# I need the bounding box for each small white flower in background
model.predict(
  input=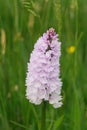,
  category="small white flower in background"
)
[25,28,62,108]
[7,92,11,98]
[14,85,19,91]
